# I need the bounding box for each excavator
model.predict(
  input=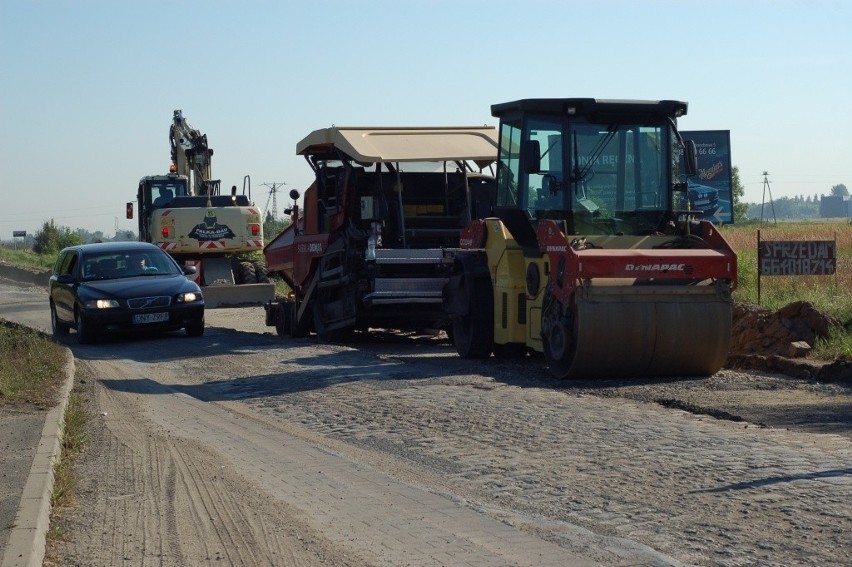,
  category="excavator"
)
[443,98,737,379]
[128,110,275,307]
